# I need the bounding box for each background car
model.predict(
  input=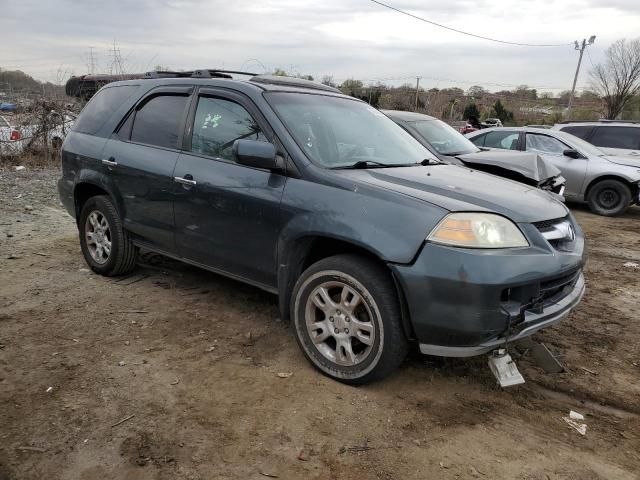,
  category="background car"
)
[484,118,503,128]
[553,121,640,157]
[384,110,565,195]
[466,126,640,216]
[0,115,24,156]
